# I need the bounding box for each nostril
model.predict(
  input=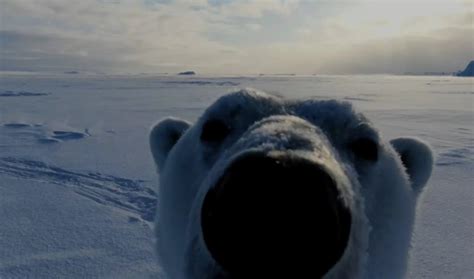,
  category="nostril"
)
[201,153,352,277]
